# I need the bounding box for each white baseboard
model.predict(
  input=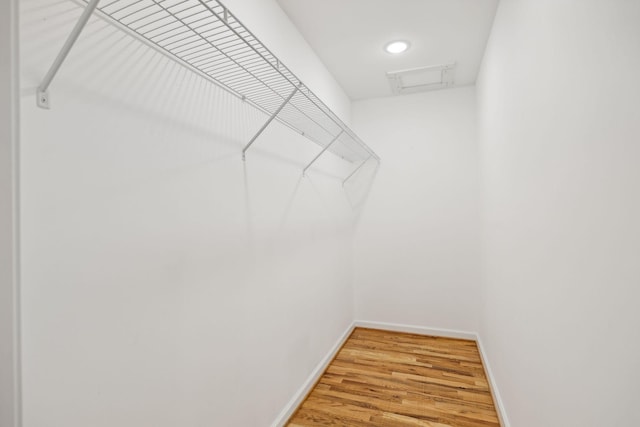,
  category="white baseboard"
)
[354,319,477,341]
[271,320,510,427]
[270,323,355,427]
[475,334,511,427]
